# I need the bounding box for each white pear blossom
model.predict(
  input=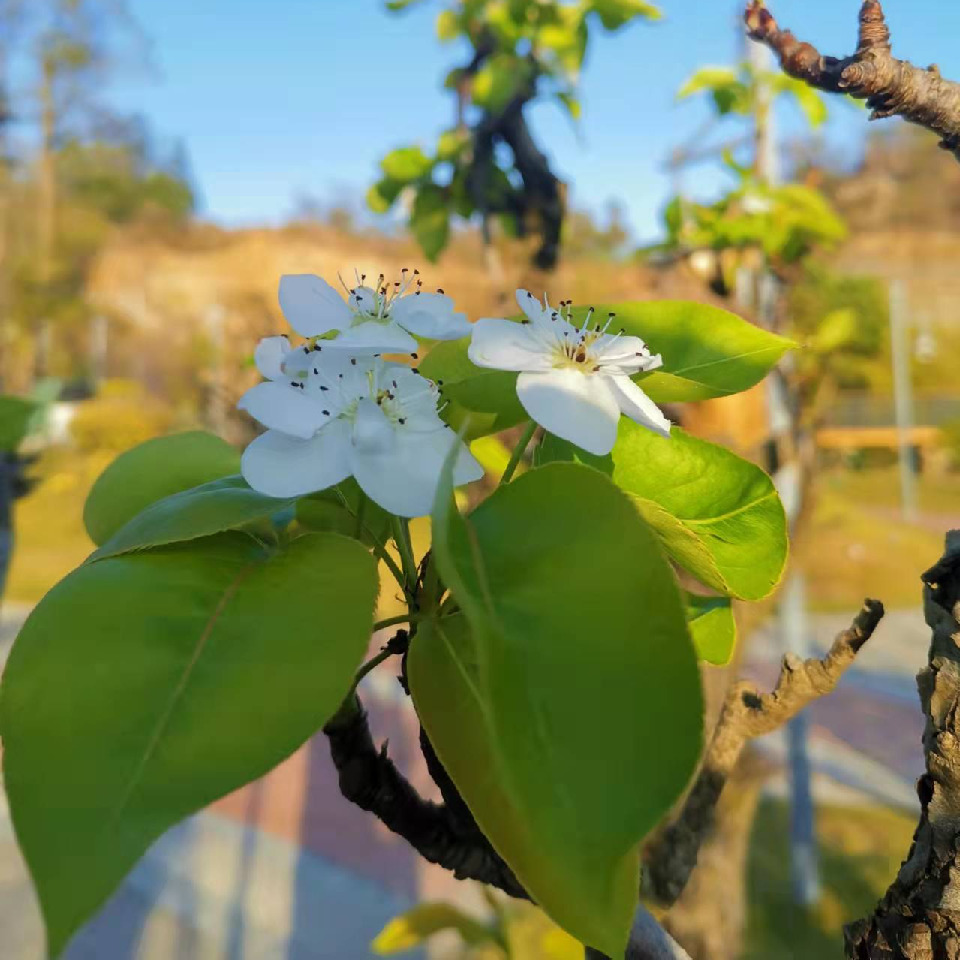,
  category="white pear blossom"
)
[468,289,670,456]
[277,269,472,356]
[238,348,483,517]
